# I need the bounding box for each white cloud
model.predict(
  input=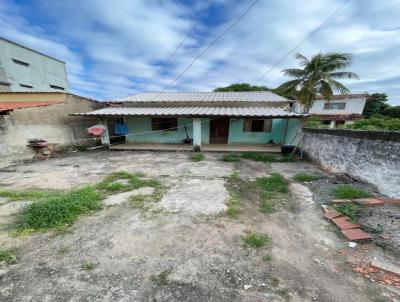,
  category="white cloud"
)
[0,0,399,105]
